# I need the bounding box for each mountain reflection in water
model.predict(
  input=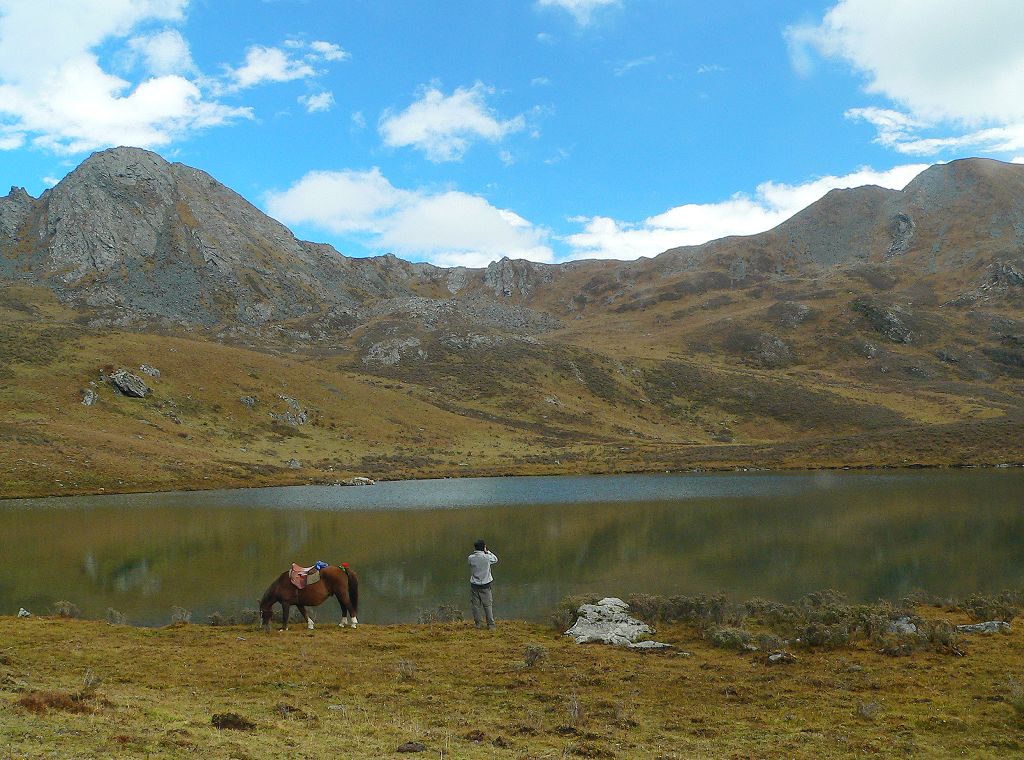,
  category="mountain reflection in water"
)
[1,469,1021,625]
